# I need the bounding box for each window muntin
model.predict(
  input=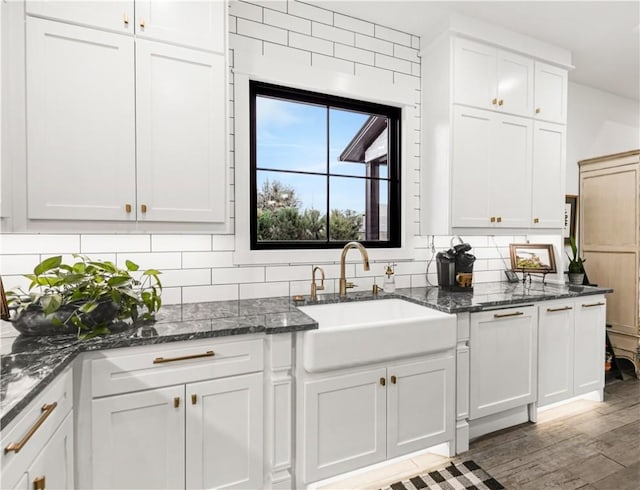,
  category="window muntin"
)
[250,81,401,250]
